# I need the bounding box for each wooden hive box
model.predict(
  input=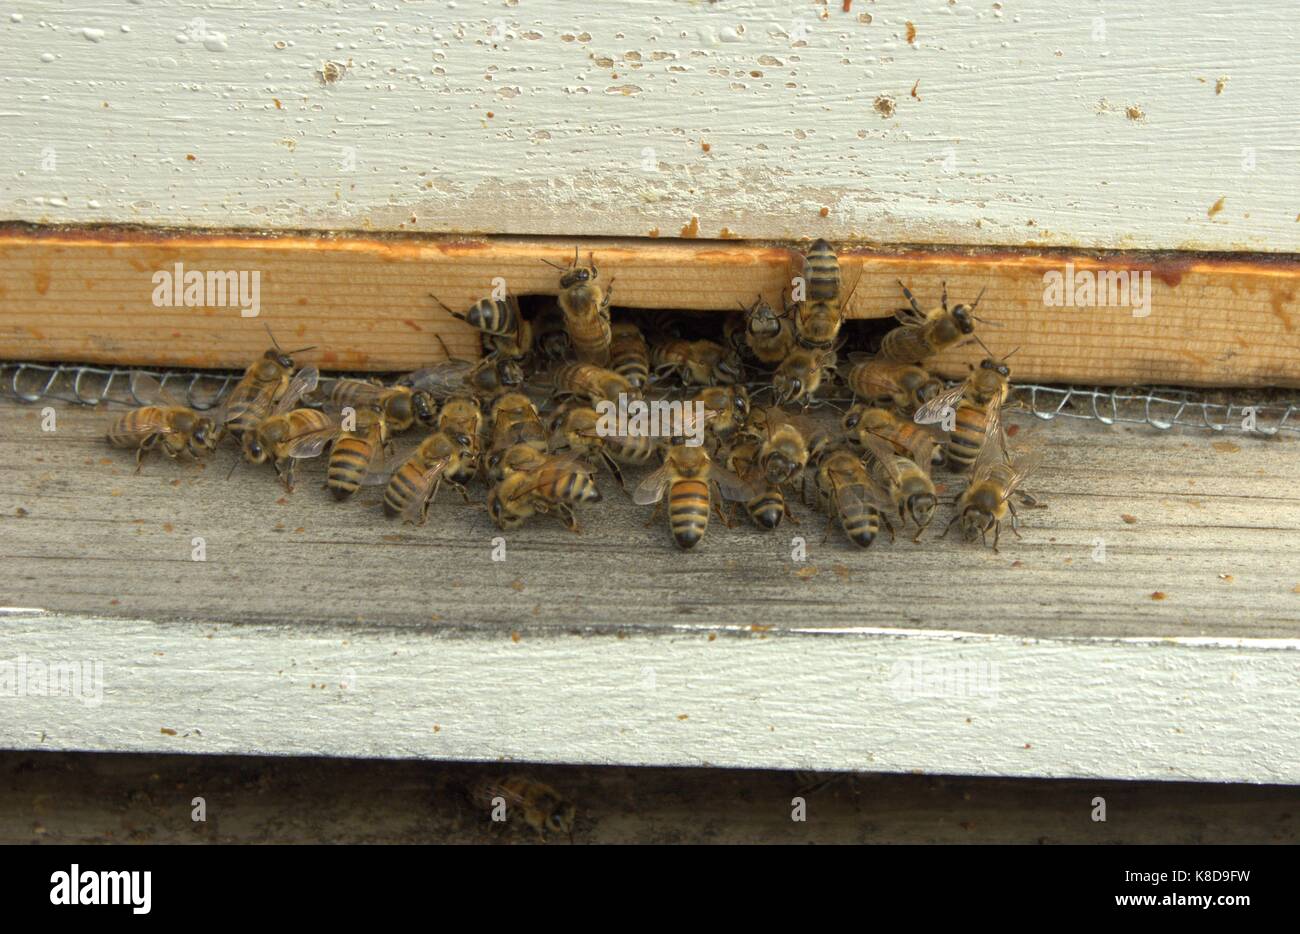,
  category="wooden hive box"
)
[1,0,1298,786]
